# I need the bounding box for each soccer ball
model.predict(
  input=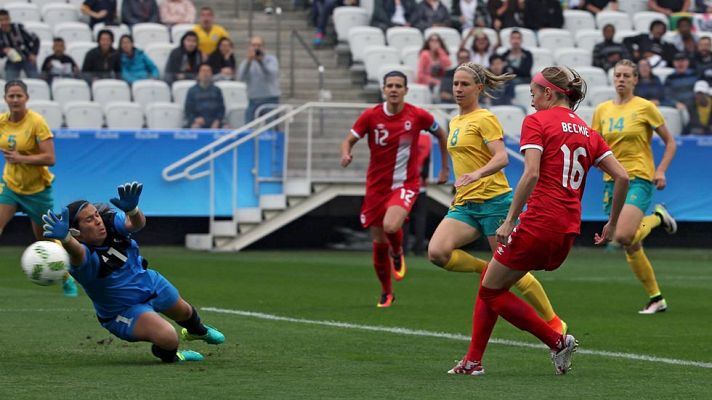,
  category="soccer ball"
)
[21,241,70,286]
